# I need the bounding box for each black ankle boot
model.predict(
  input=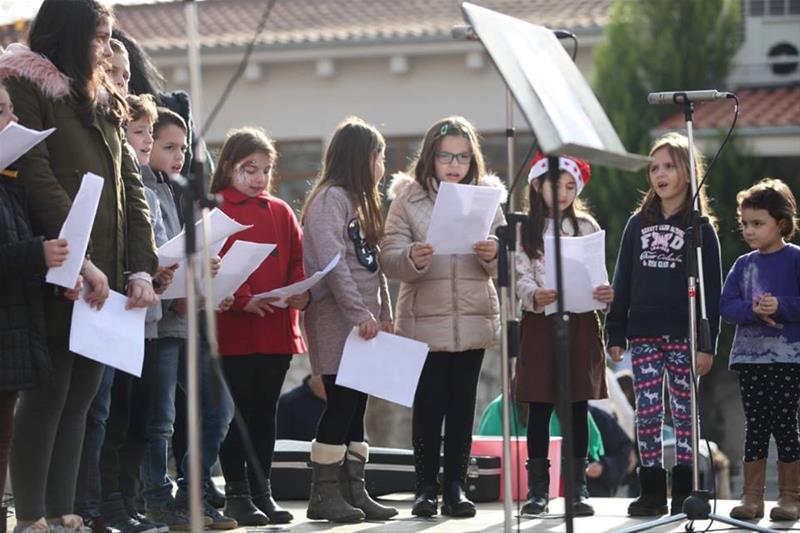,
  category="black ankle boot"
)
[441,480,476,518]
[572,458,594,517]
[628,466,668,516]
[223,480,269,526]
[412,483,438,517]
[252,479,293,524]
[521,458,549,515]
[670,464,692,515]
